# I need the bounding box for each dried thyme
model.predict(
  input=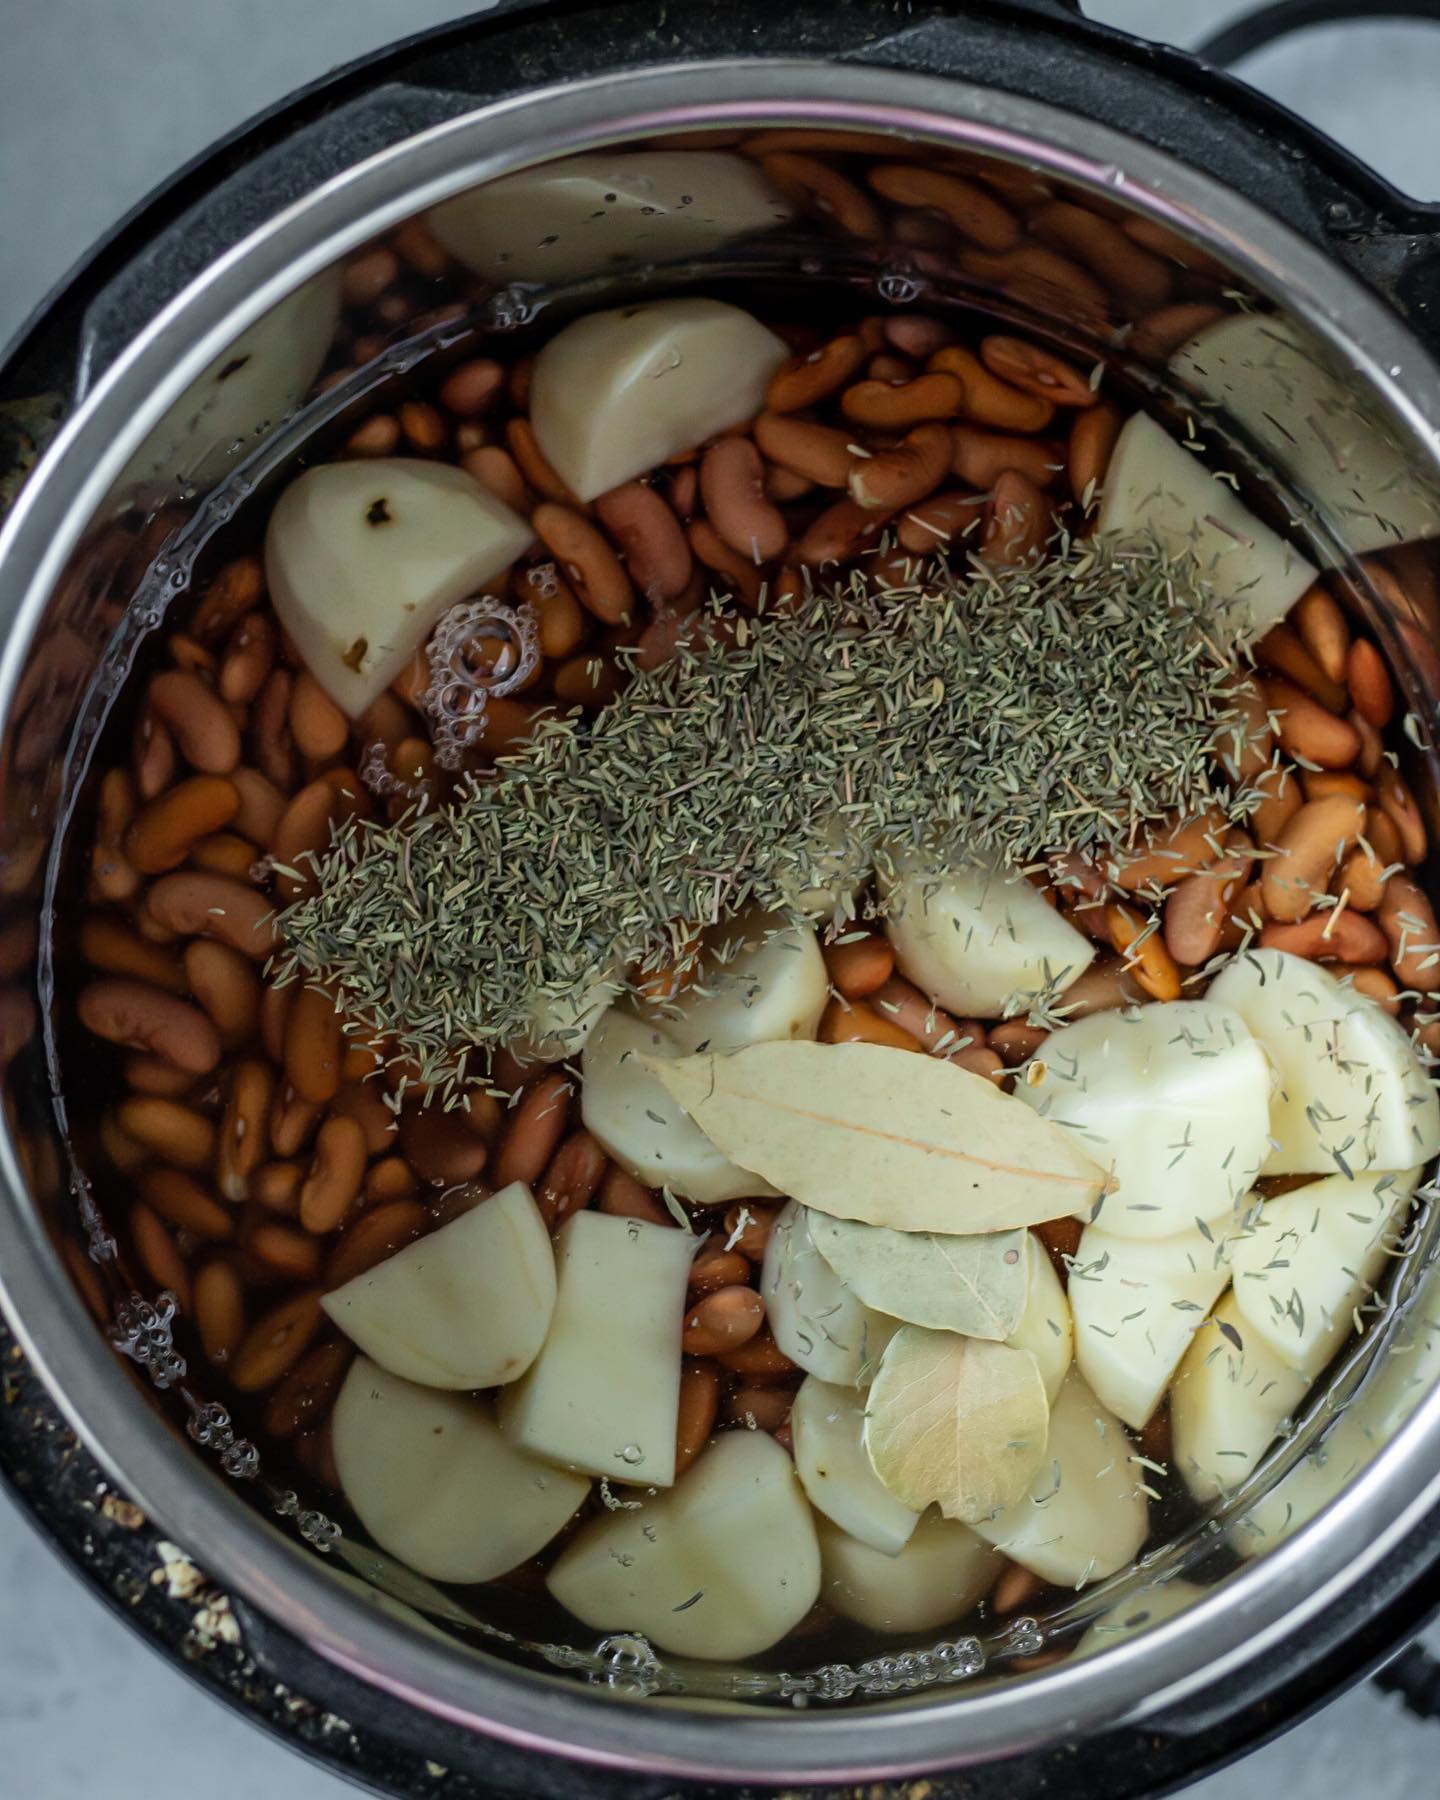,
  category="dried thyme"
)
[277,539,1257,1086]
